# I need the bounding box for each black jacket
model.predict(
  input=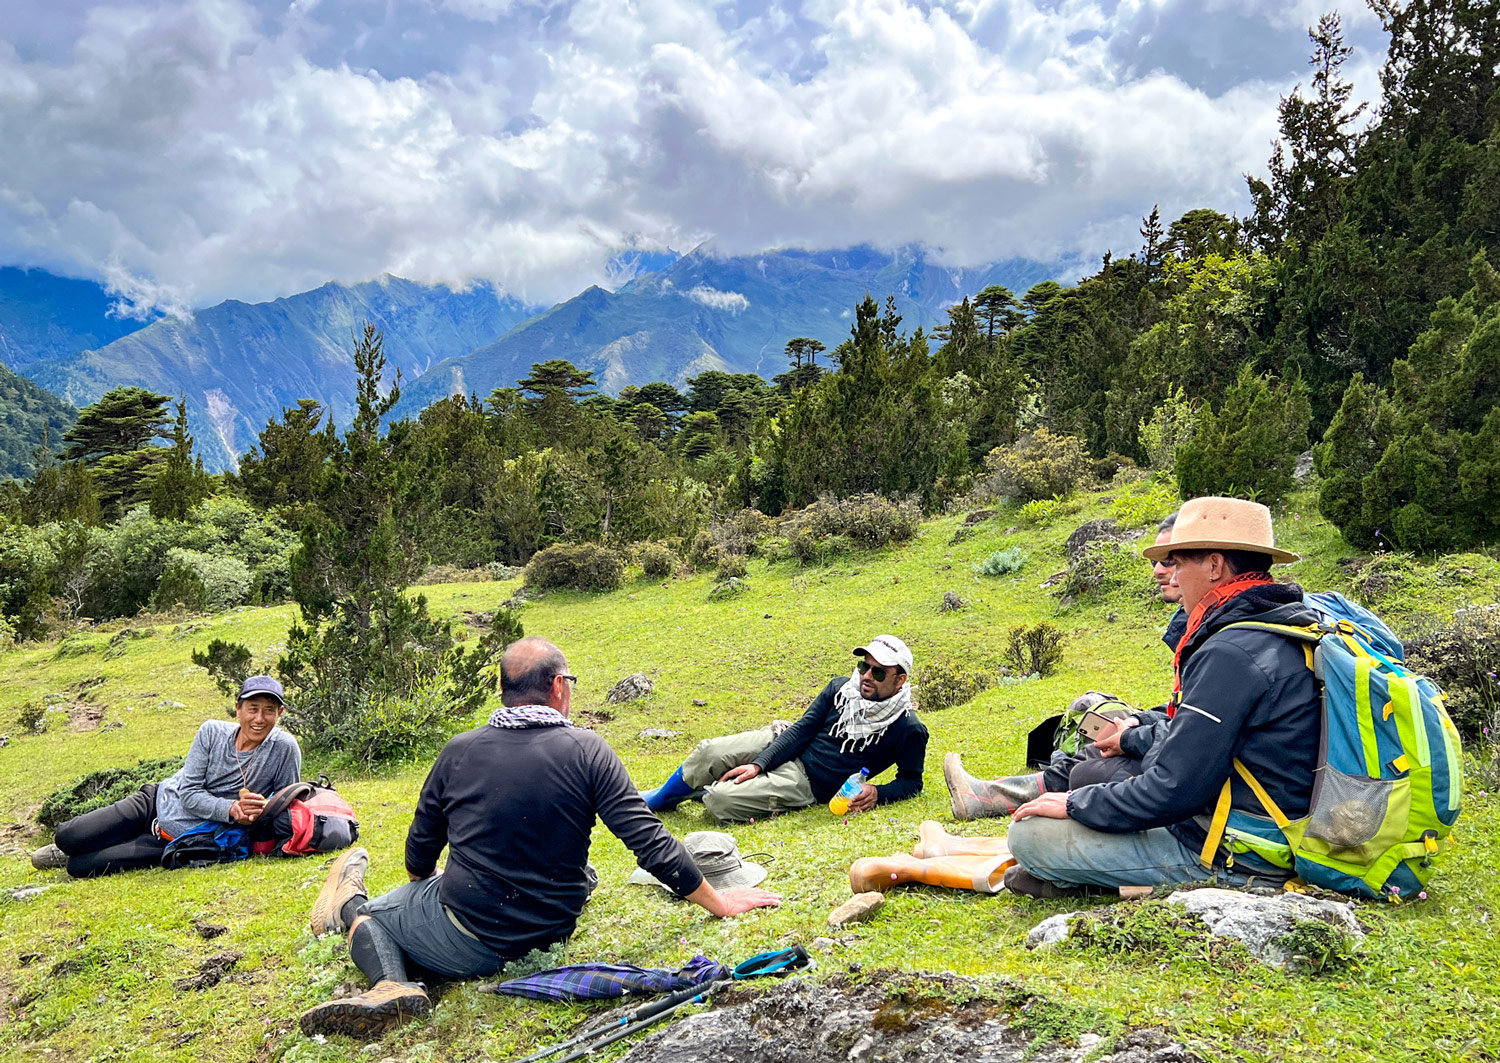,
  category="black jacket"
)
[752,678,928,804]
[406,724,703,960]
[1068,584,1320,859]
